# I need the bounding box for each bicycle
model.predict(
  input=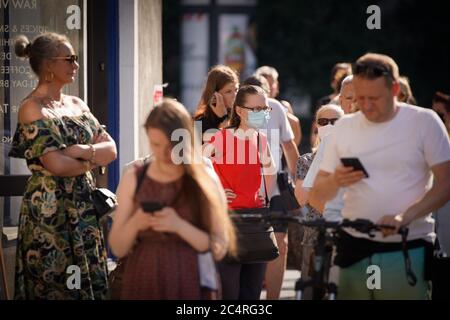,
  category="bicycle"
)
[230,212,416,300]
